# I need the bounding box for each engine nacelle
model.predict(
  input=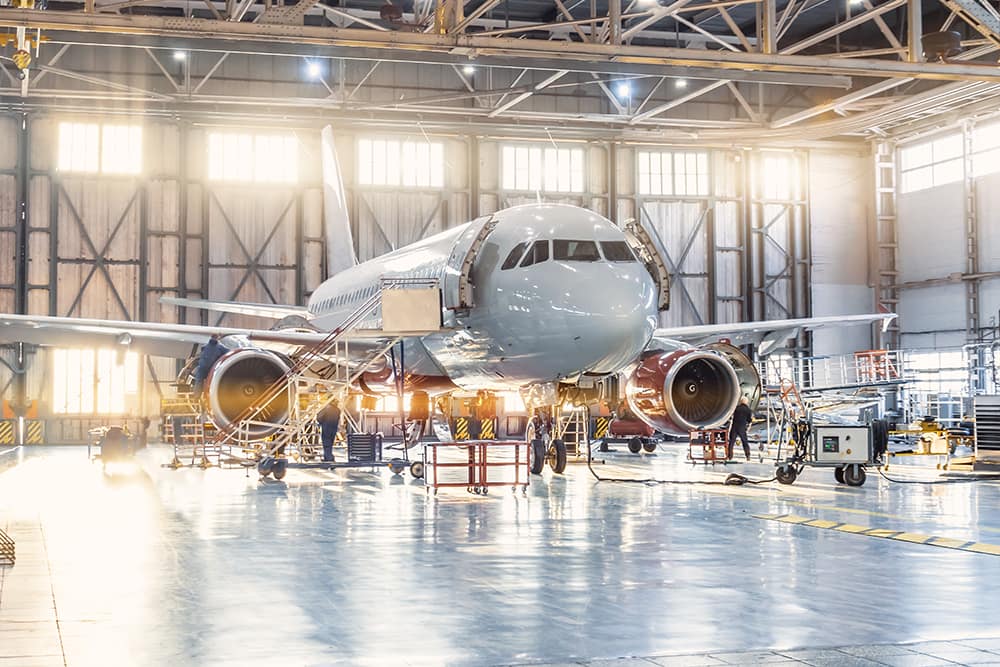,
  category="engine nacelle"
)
[206,348,291,439]
[625,346,751,434]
